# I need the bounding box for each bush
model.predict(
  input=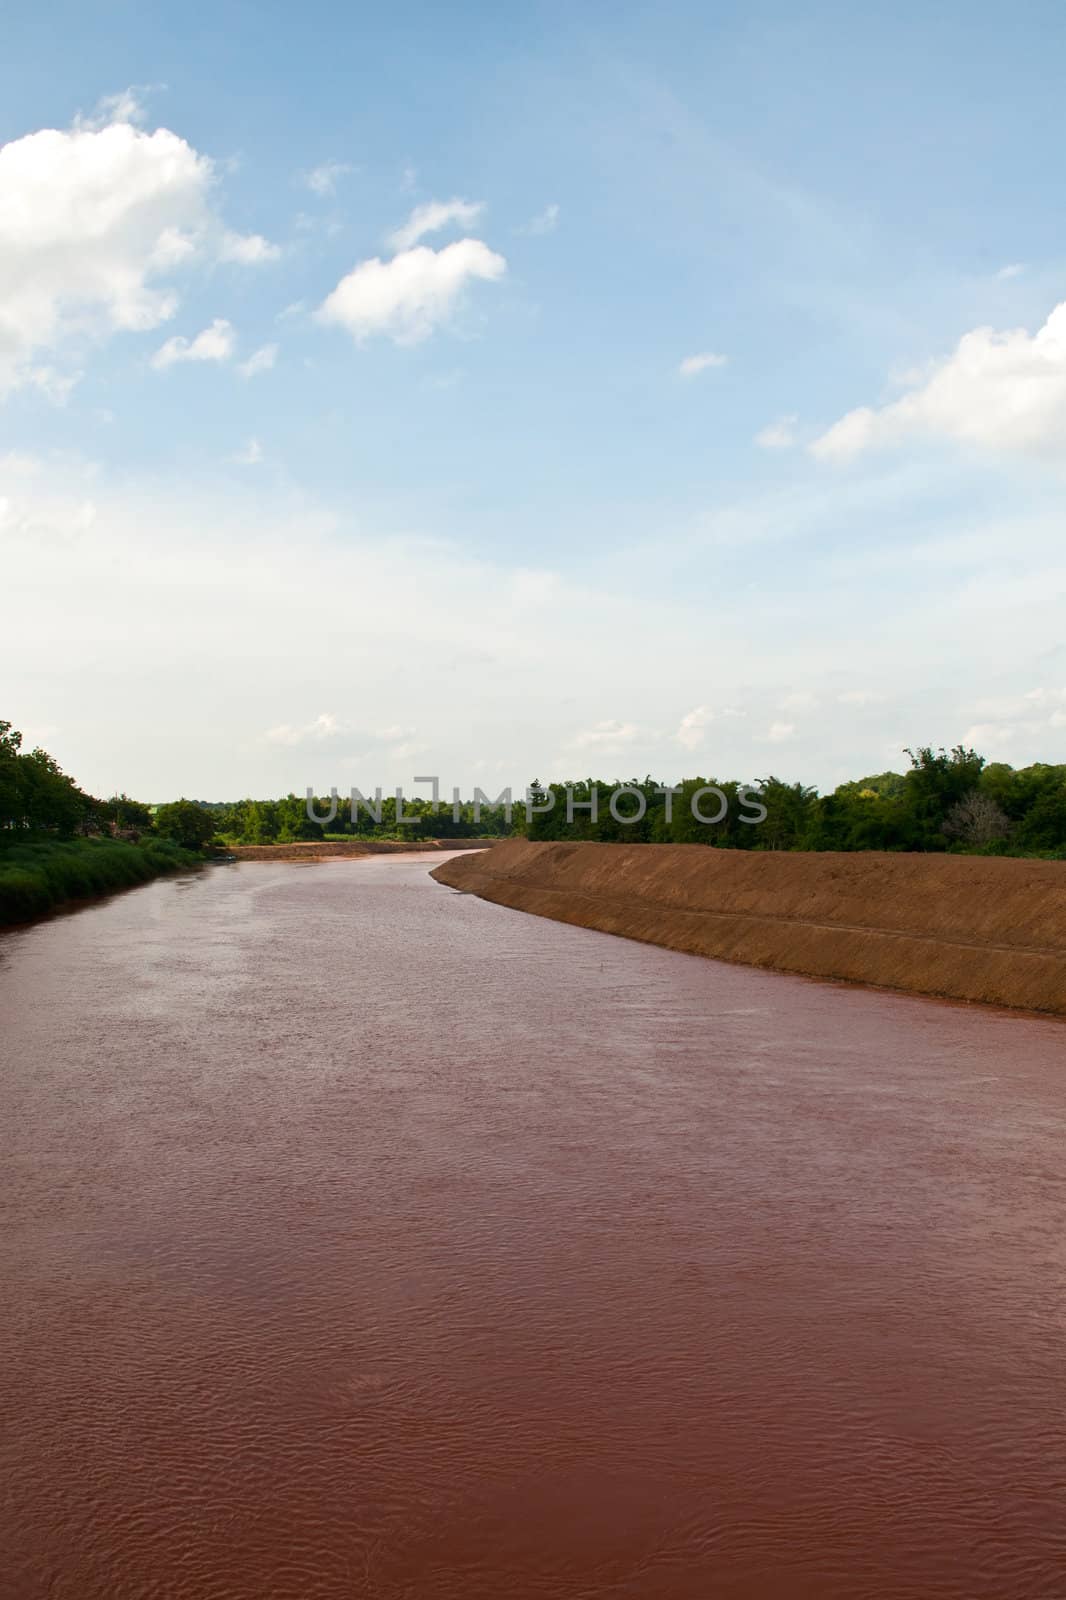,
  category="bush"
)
[0,866,51,922]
